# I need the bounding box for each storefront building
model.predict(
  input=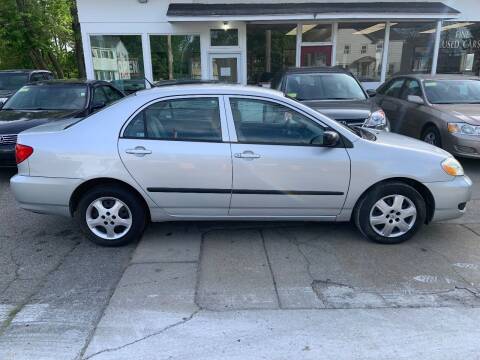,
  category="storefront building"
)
[77,1,480,90]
